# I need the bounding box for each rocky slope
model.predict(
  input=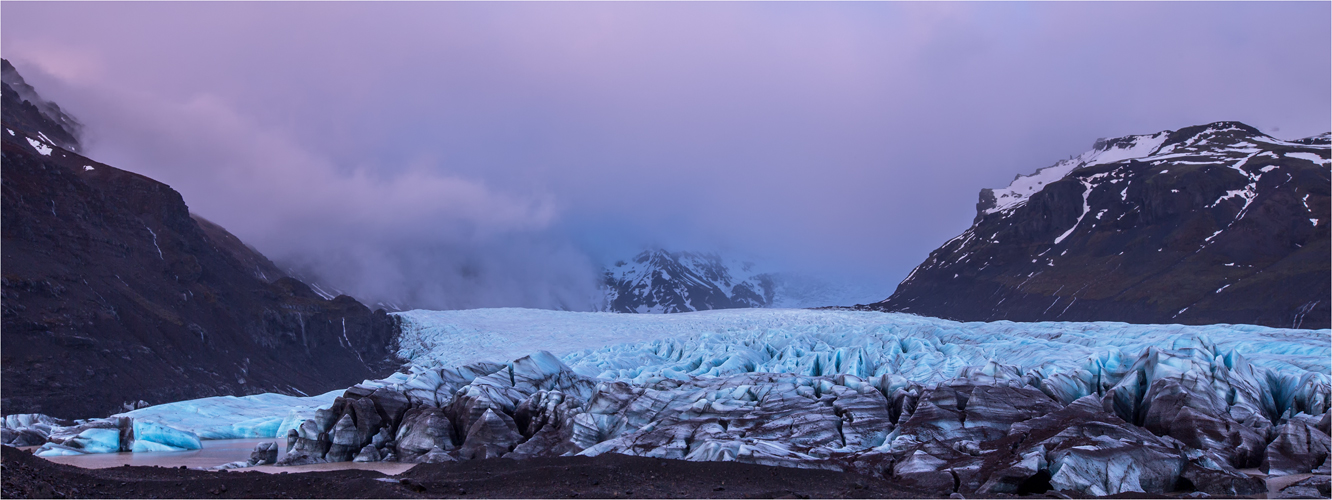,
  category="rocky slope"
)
[0,60,400,419]
[872,121,1331,329]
